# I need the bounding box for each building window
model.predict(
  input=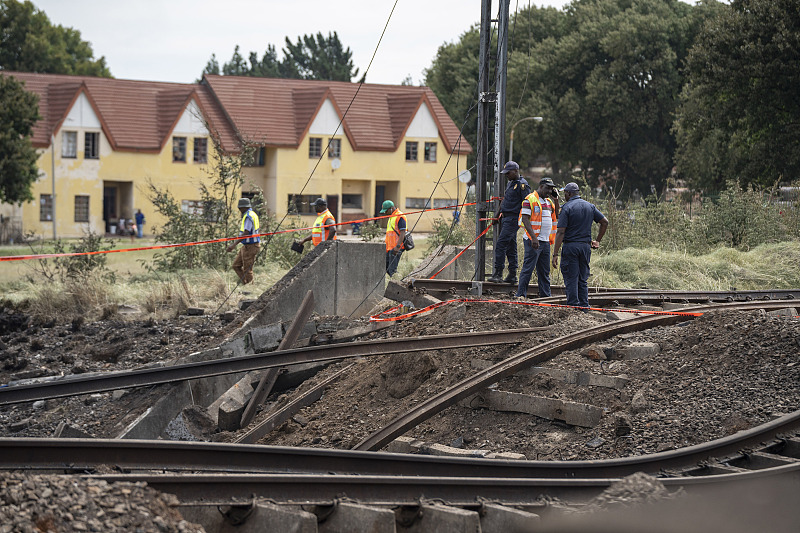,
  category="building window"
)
[245,146,265,167]
[342,194,362,209]
[62,131,77,158]
[84,132,99,159]
[288,194,321,215]
[181,199,203,215]
[424,142,437,162]
[74,195,90,222]
[173,137,187,162]
[405,141,418,161]
[309,137,322,158]
[40,194,53,221]
[433,198,451,208]
[329,138,341,158]
[405,197,431,209]
[193,138,207,163]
